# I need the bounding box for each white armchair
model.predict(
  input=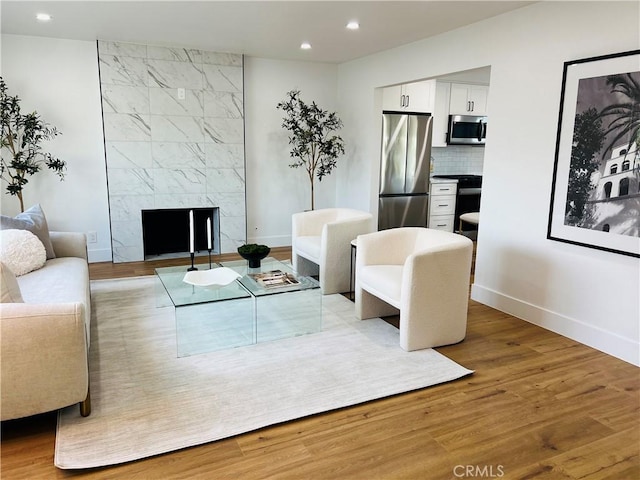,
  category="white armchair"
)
[292,208,374,295]
[355,227,473,351]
